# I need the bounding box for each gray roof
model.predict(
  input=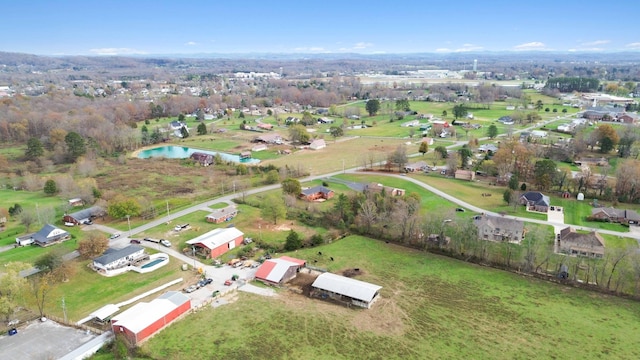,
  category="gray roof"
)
[474,215,524,235]
[520,192,550,207]
[32,224,69,245]
[311,272,382,303]
[301,185,333,196]
[93,245,143,266]
[157,291,190,306]
[68,206,105,221]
